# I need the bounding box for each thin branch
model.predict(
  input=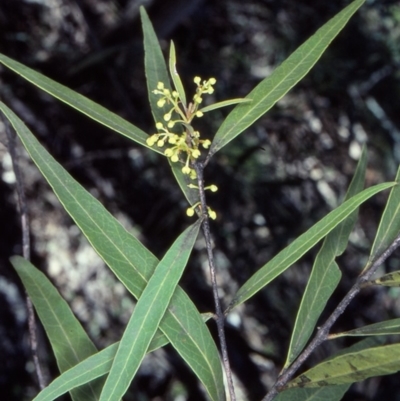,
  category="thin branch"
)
[2,116,46,390]
[194,161,236,401]
[262,231,400,401]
